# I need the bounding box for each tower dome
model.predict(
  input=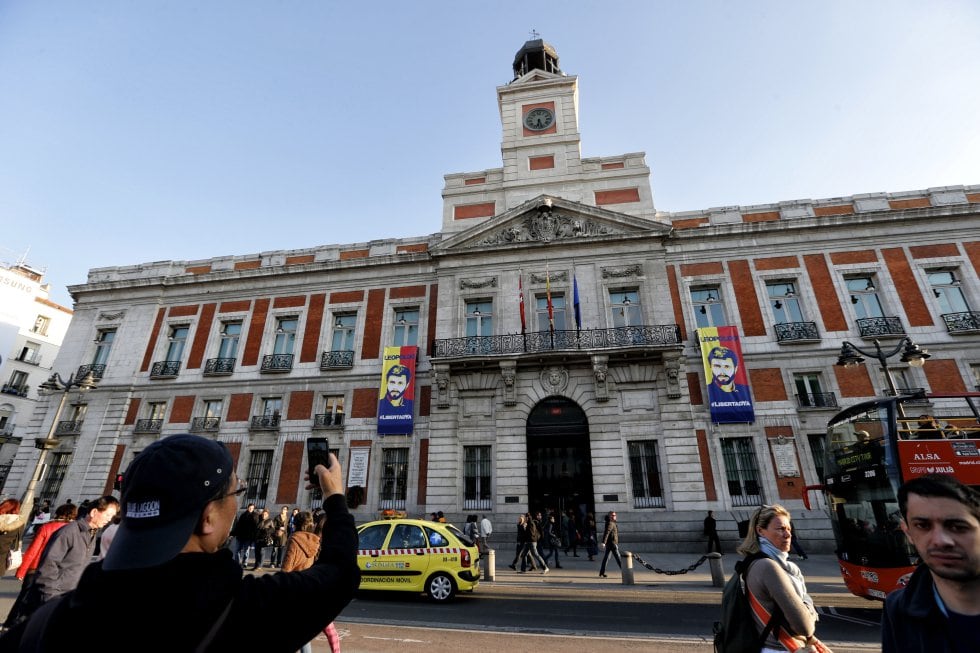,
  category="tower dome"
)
[512,38,561,80]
